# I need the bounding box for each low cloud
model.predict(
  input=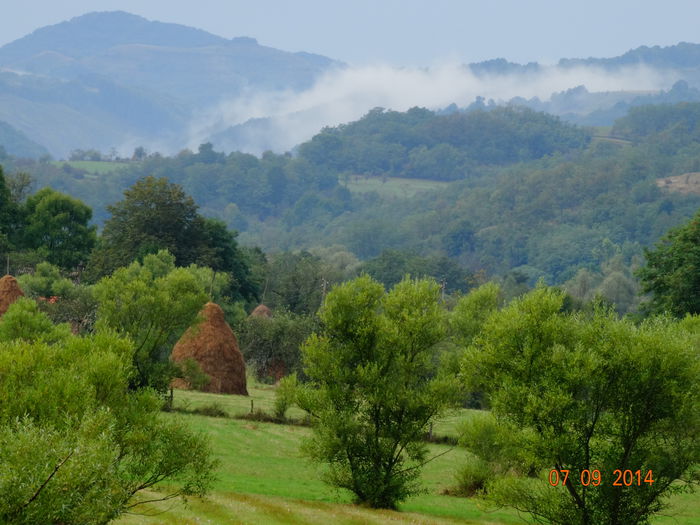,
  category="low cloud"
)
[188,62,679,155]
